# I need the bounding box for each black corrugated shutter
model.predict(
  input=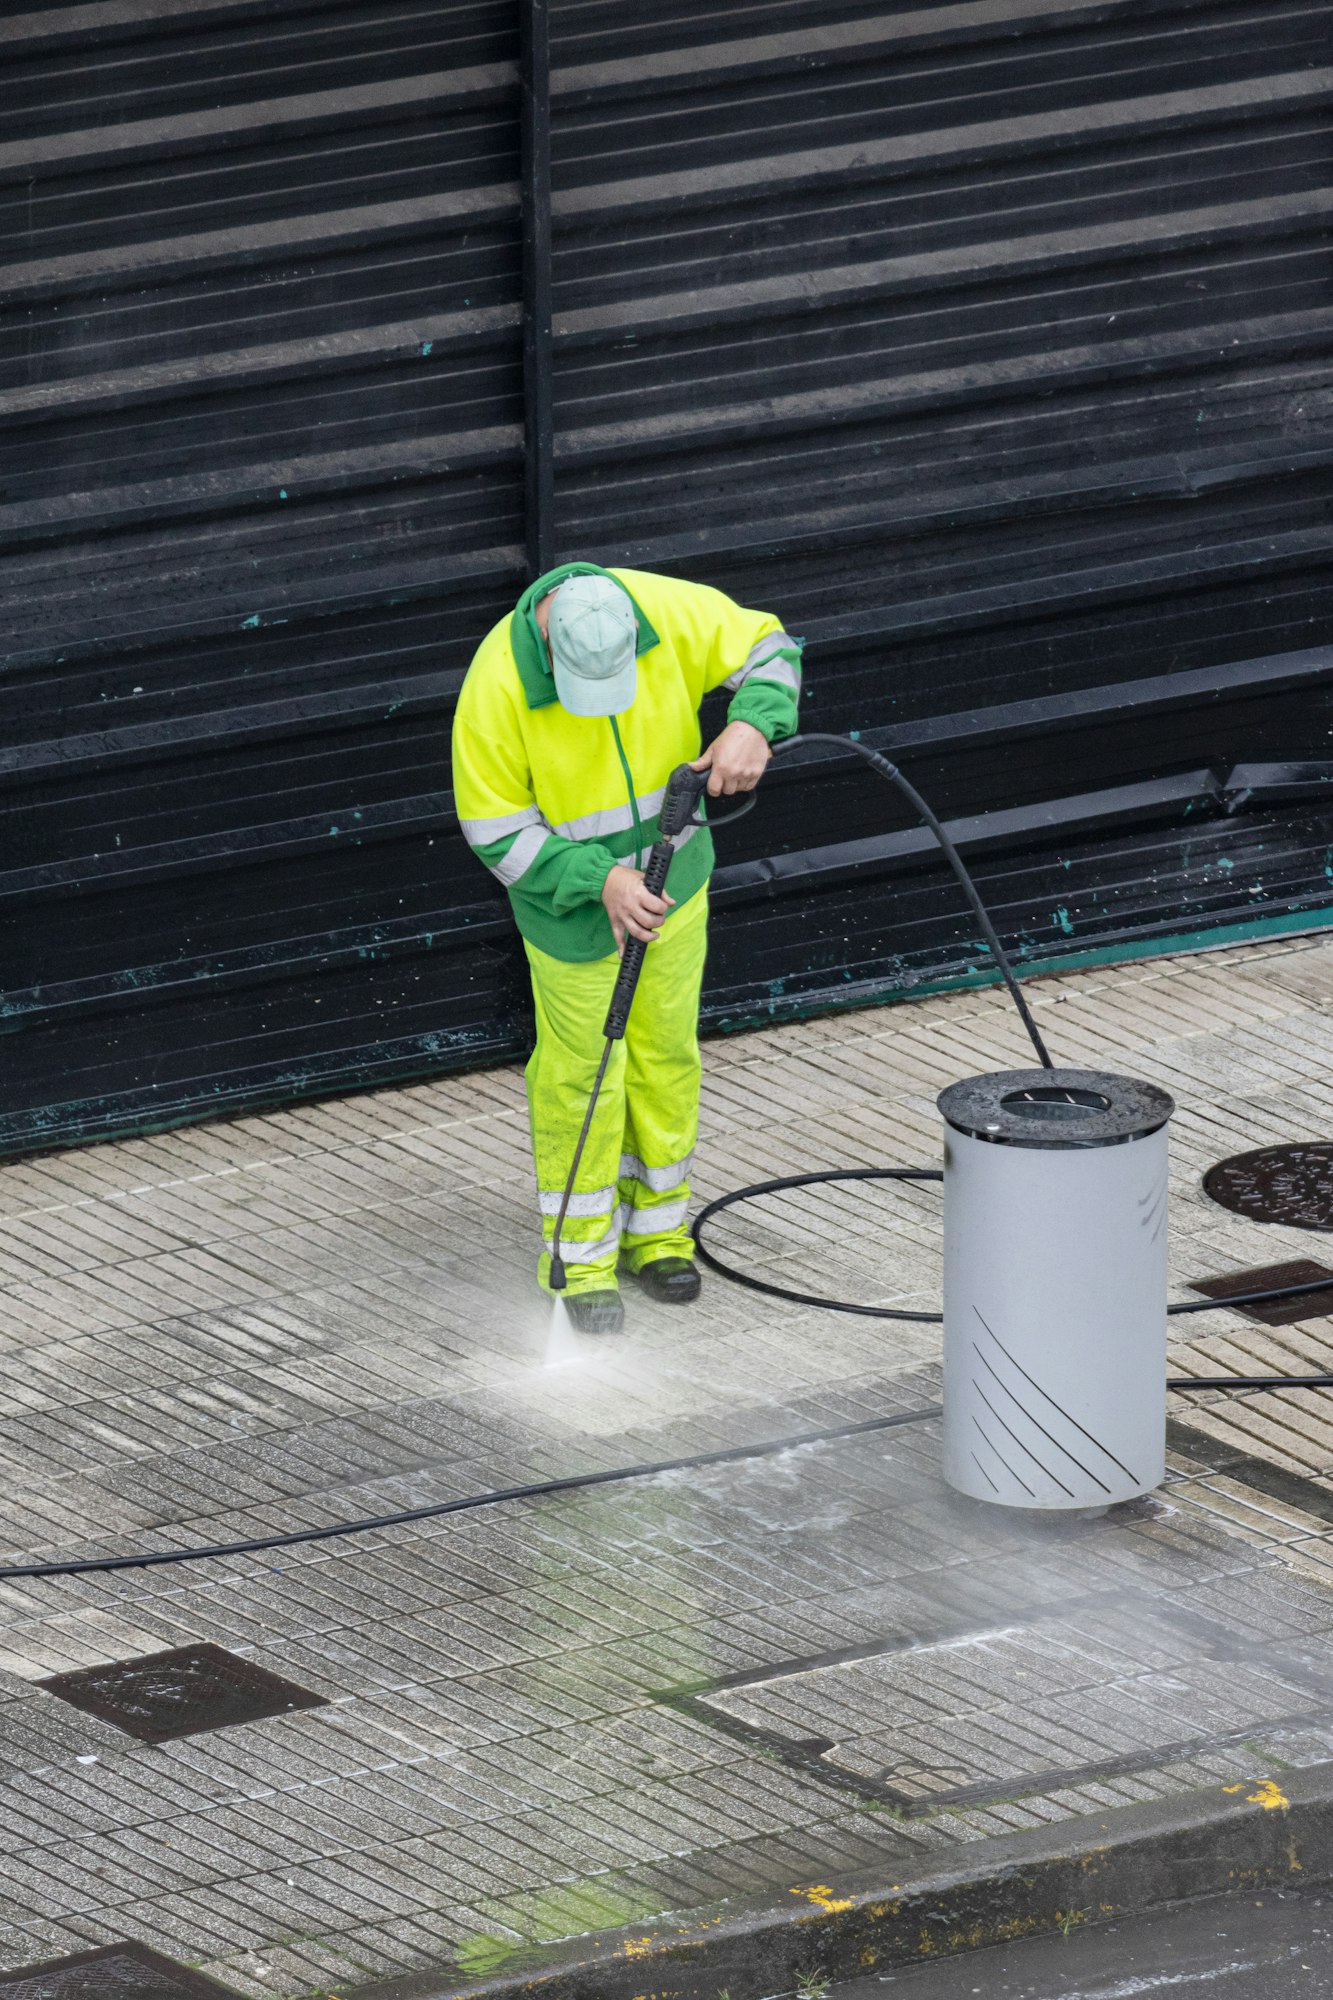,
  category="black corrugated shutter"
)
[550,0,1333,1026]
[3,0,1331,1153]
[2,0,525,1152]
